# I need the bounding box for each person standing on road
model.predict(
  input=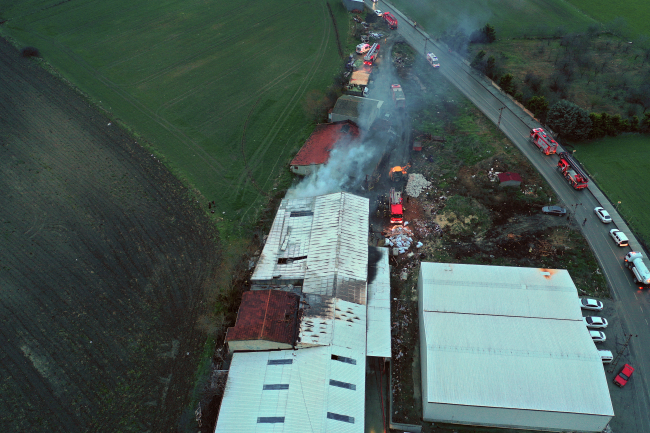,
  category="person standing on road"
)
[583,218,587,226]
